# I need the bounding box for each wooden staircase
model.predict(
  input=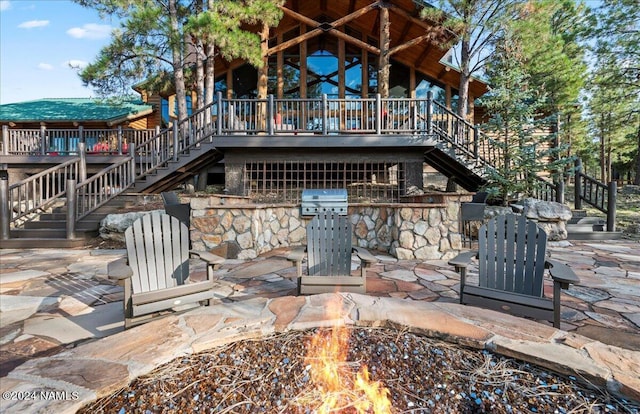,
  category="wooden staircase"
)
[1,194,159,249]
